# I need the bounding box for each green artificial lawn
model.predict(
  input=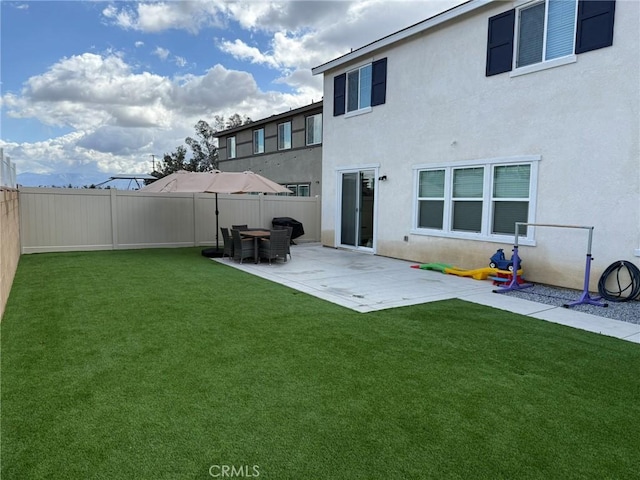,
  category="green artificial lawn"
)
[2,248,639,479]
